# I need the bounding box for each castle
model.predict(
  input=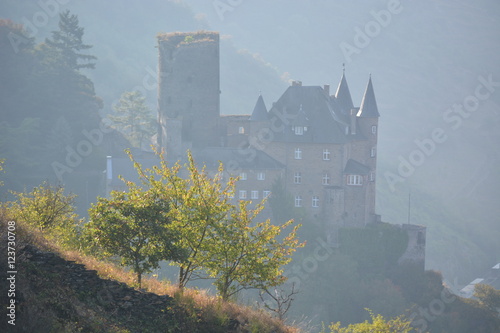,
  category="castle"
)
[107,31,425,263]
[157,31,380,243]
